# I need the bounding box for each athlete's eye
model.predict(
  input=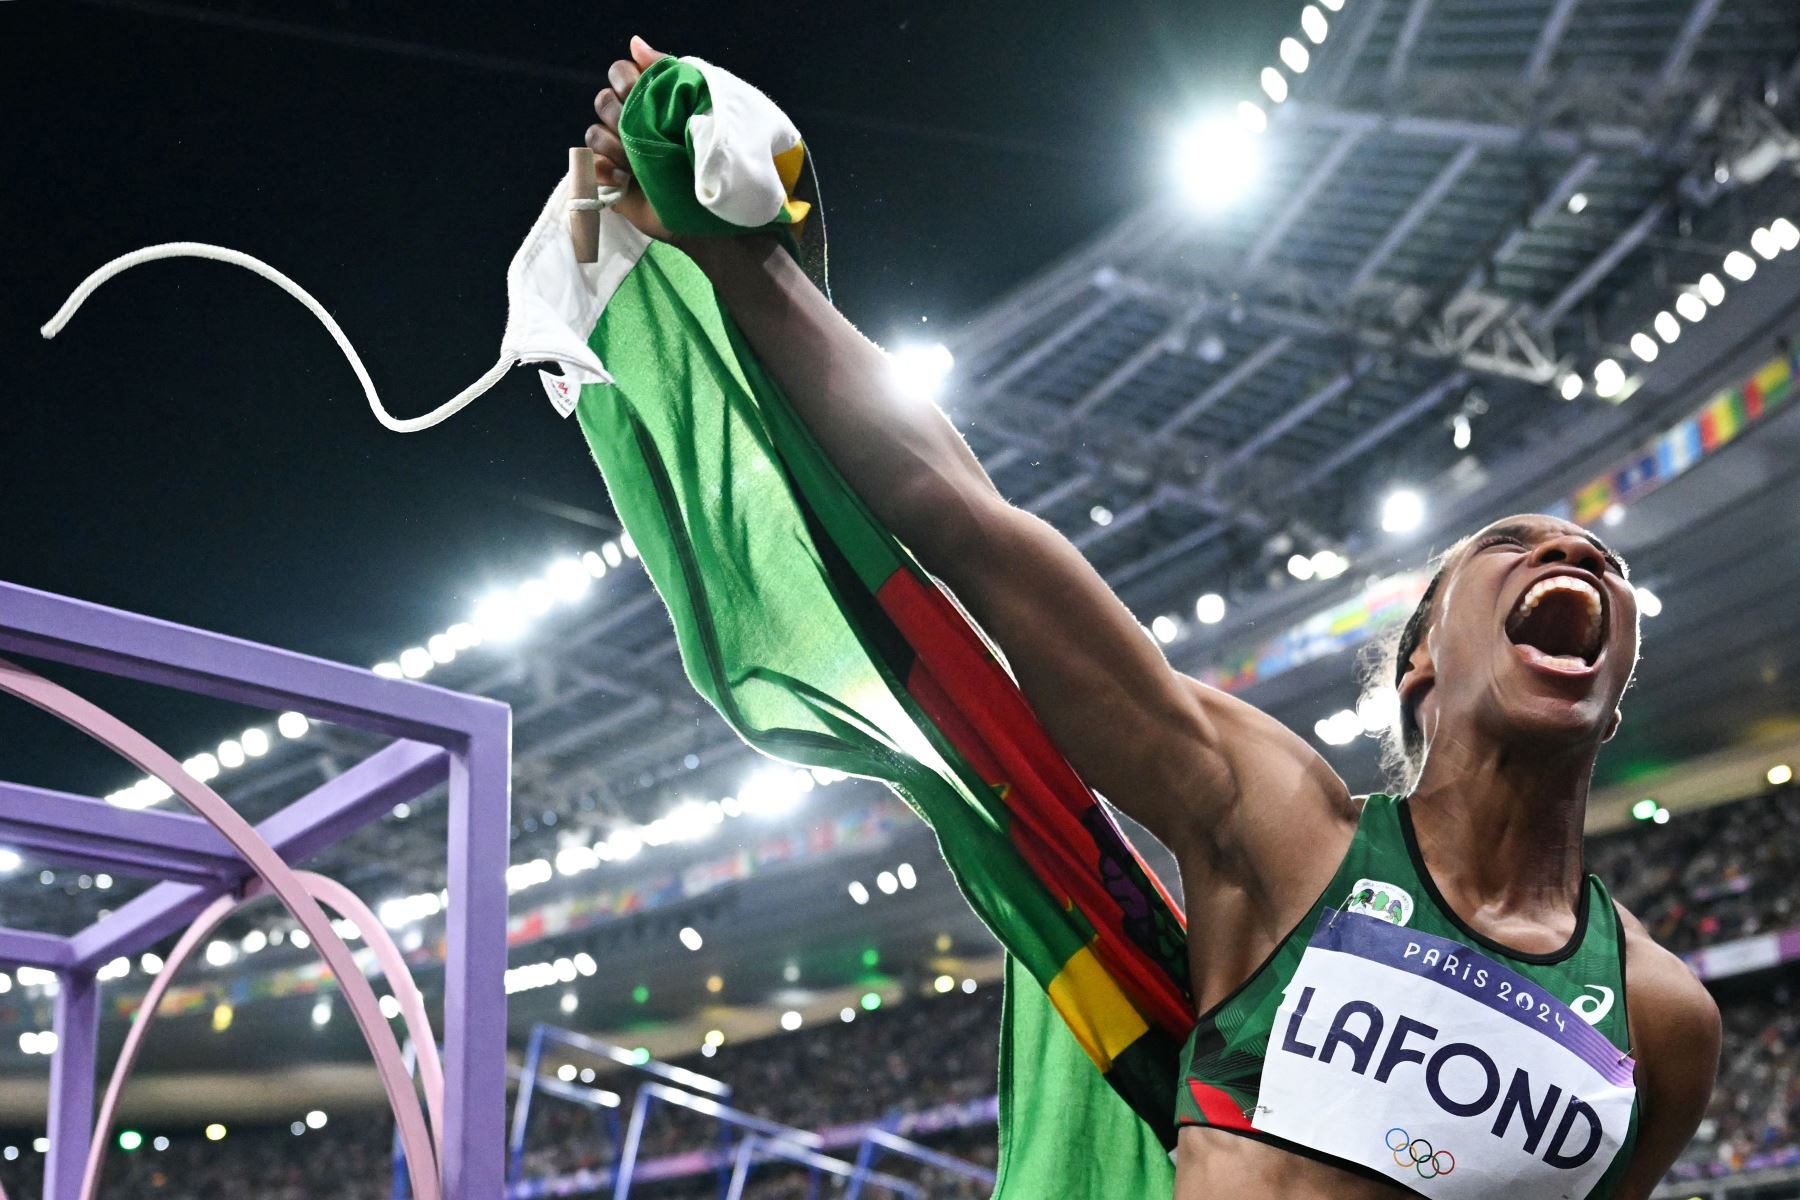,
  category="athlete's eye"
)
[1473,534,1525,554]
